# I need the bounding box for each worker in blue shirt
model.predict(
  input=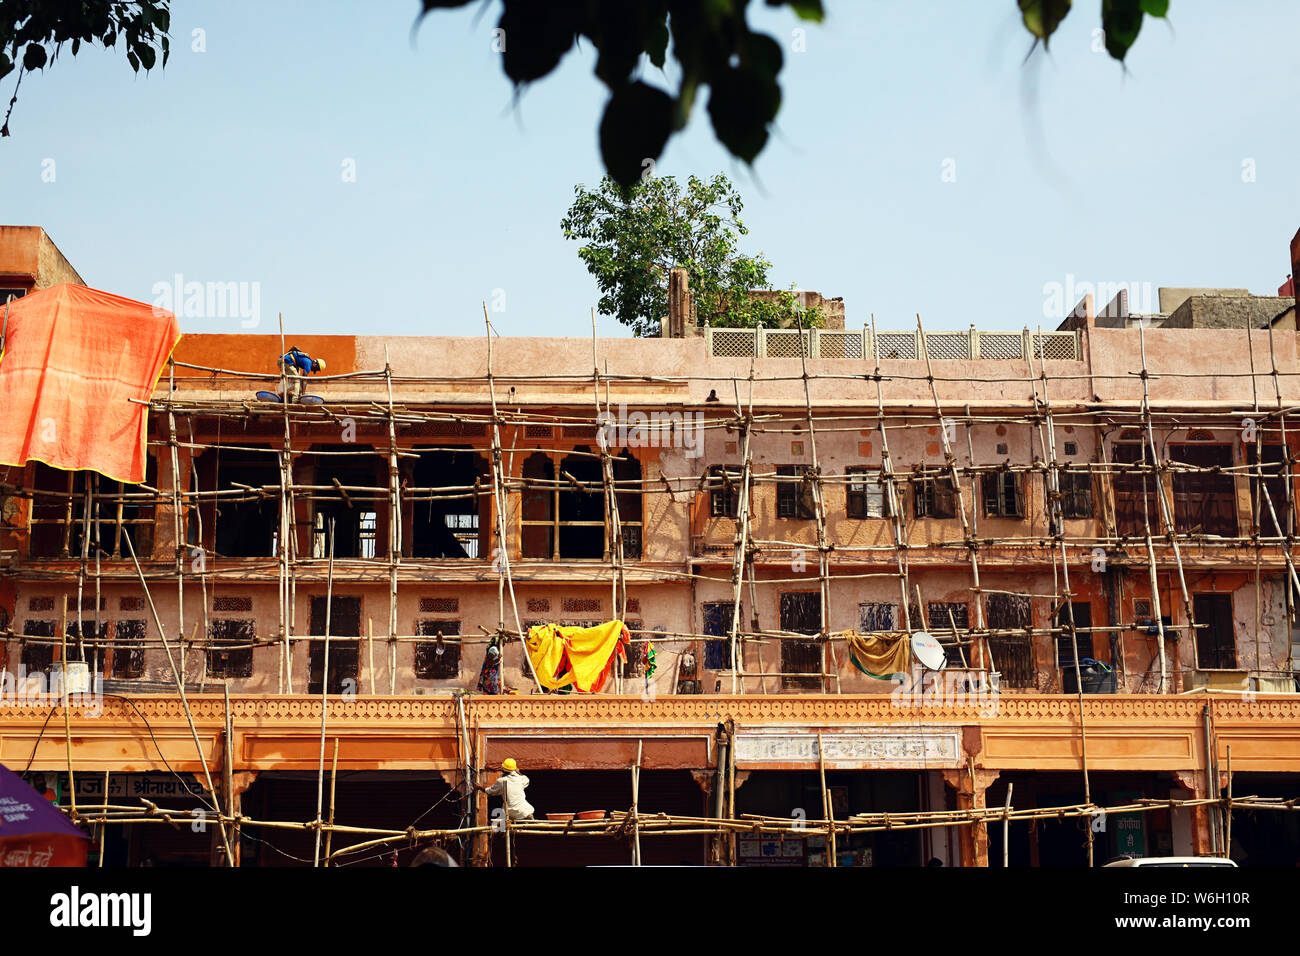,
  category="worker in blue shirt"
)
[277,347,325,402]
